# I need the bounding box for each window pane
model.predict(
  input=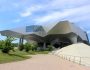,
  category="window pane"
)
[26,25,43,32]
